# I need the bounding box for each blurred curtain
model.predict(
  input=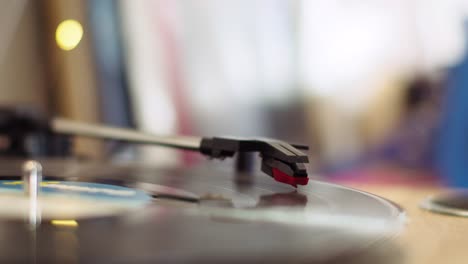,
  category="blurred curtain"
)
[299,0,467,168]
[119,0,298,166]
[118,0,468,170]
